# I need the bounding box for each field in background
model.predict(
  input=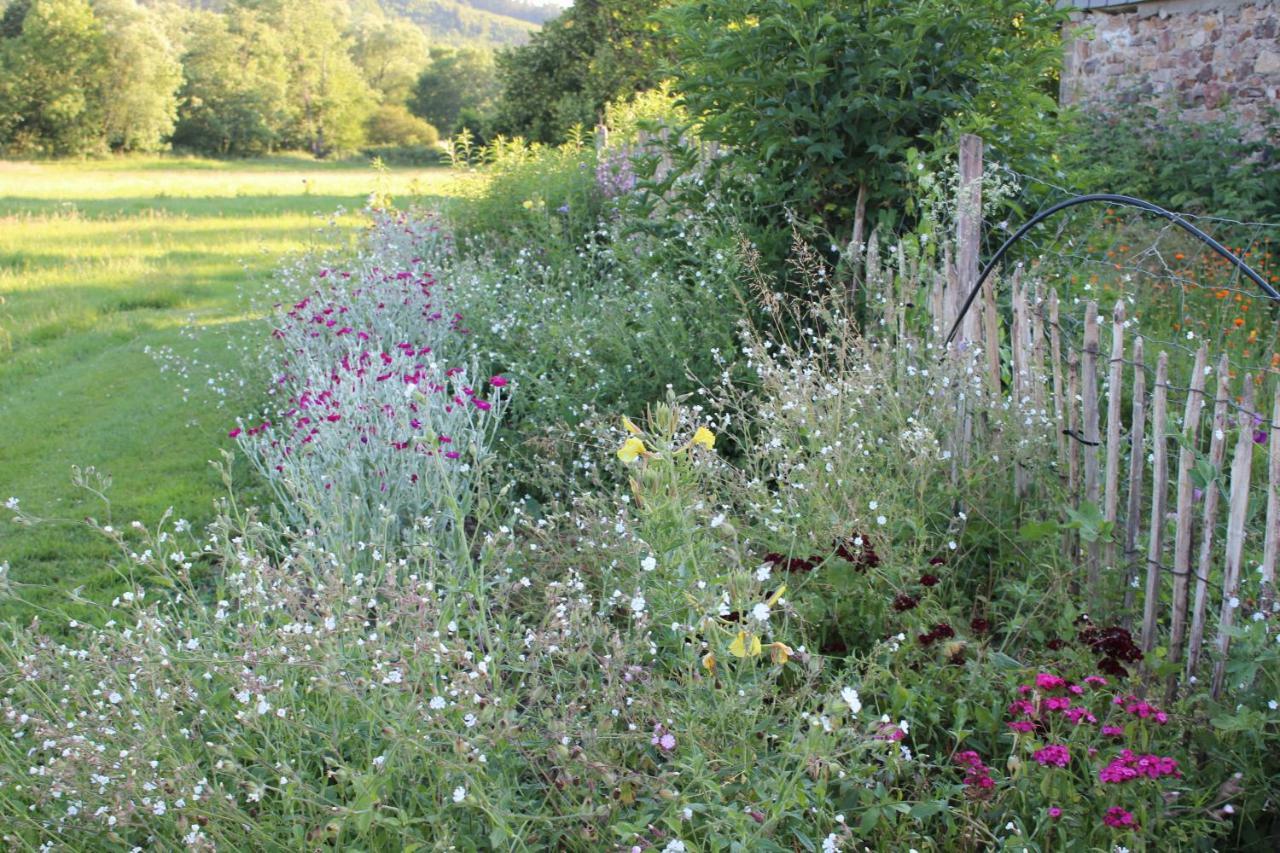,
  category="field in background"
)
[0,156,465,622]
